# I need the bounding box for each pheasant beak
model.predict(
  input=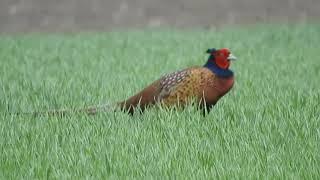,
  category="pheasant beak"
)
[227,53,237,61]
